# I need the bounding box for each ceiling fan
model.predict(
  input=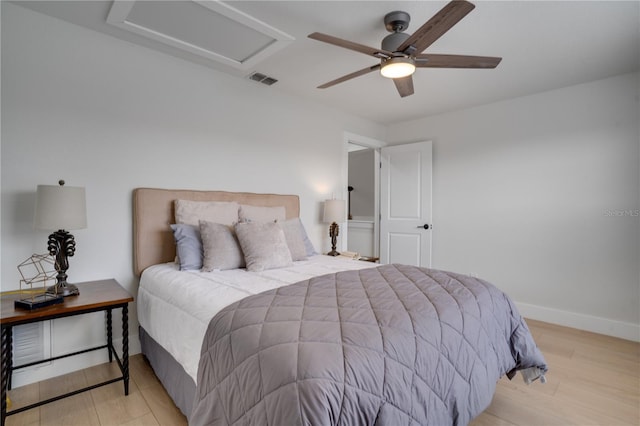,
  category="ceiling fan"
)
[308,0,501,98]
